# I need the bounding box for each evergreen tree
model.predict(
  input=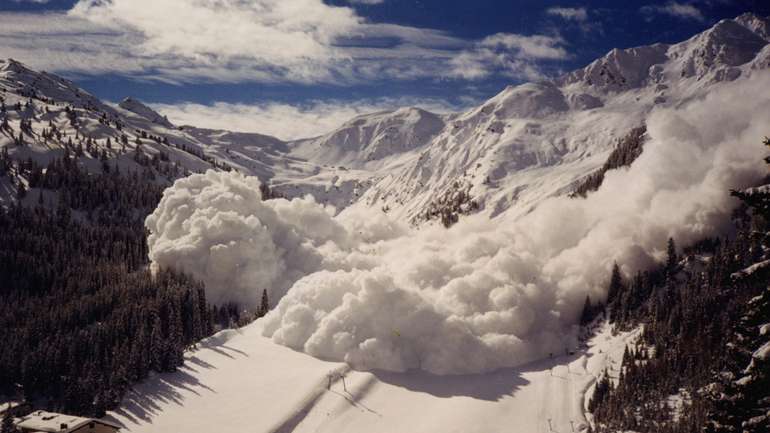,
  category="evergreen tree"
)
[1,410,16,433]
[258,289,270,318]
[580,295,593,326]
[607,263,624,304]
[666,237,678,274]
